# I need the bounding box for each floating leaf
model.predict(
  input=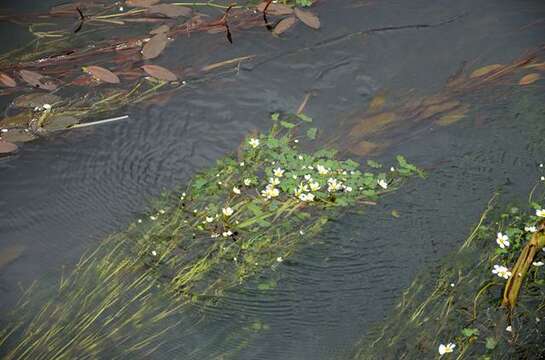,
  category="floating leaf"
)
[0,72,16,87]
[142,33,168,60]
[391,209,400,218]
[419,100,460,119]
[273,16,297,35]
[469,64,503,78]
[436,105,469,126]
[294,8,320,29]
[150,24,170,35]
[147,4,191,17]
[13,93,61,108]
[368,94,386,112]
[126,0,160,7]
[83,65,120,84]
[141,64,177,81]
[306,127,317,140]
[0,129,36,143]
[524,62,545,71]
[43,115,79,131]
[518,73,540,85]
[0,140,18,155]
[256,2,293,15]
